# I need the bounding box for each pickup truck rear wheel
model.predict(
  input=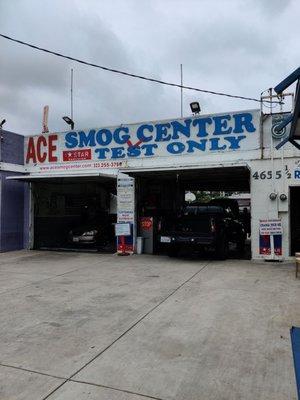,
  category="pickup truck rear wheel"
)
[216,237,229,260]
